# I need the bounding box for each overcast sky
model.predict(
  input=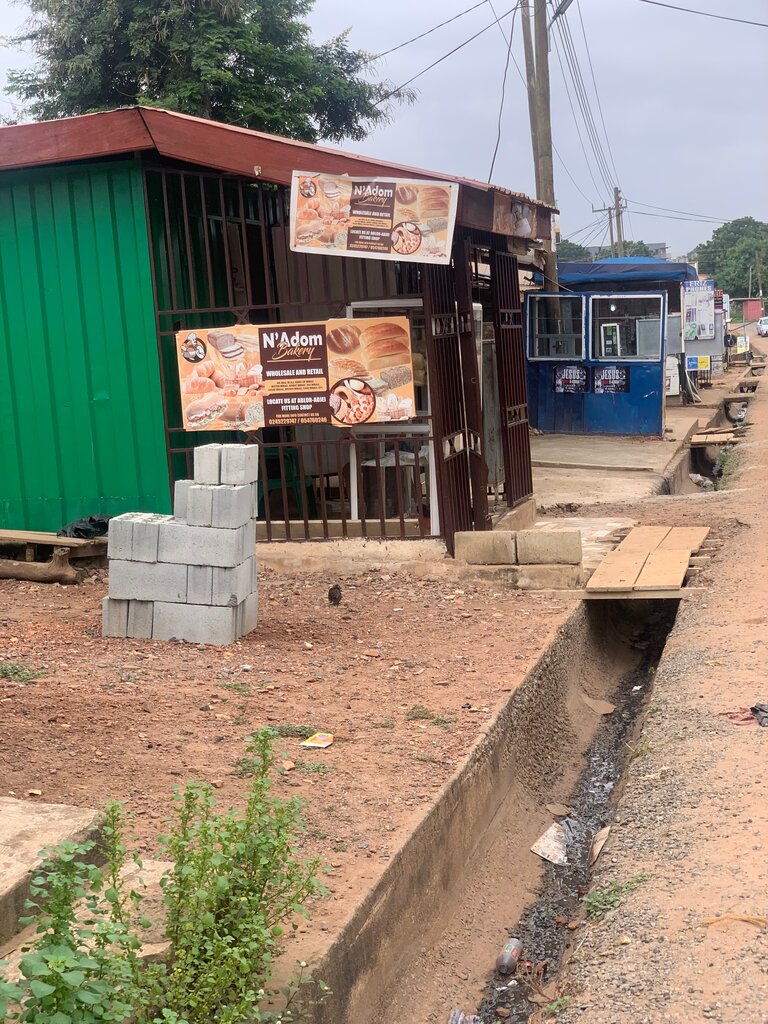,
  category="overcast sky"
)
[1,0,766,255]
